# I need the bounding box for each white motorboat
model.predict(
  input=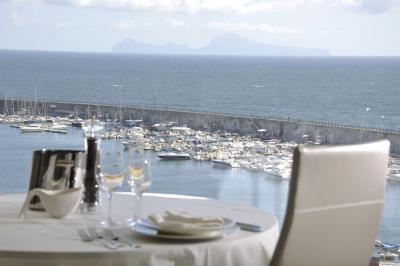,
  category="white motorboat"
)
[157,152,191,160]
[265,170,290,180]
[71,121,83,128]
[213,159,233,168]
[388,173,400,182]
[50,123,69,130]
[10,124,22,128]
[45,128,67,134]
[122,140,138,150]
[20,125,44,133]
